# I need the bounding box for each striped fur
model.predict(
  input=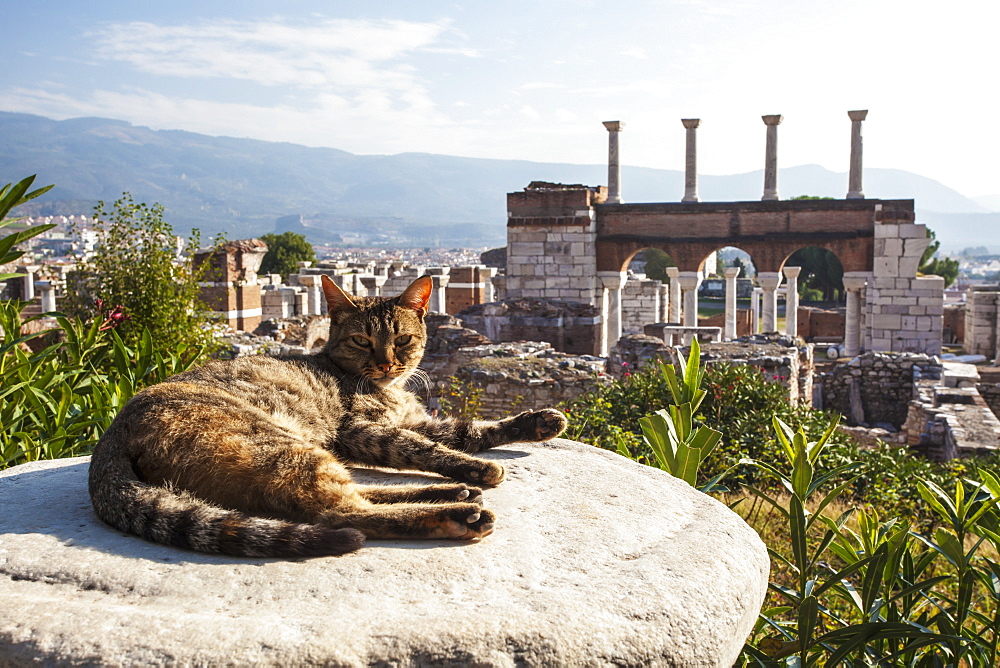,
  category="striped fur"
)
[88,276,567,558]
